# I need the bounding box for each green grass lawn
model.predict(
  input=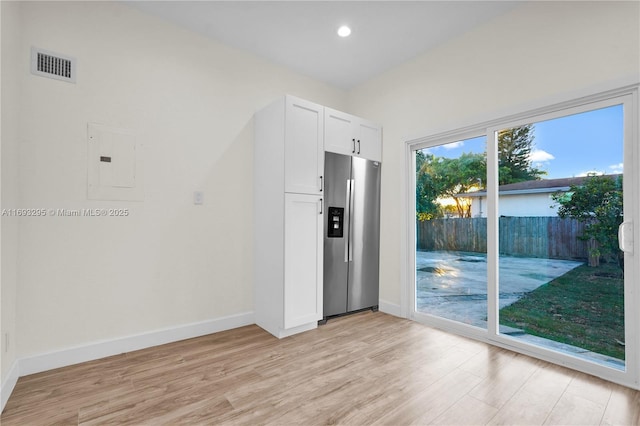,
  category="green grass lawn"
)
[499,262,625,360]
